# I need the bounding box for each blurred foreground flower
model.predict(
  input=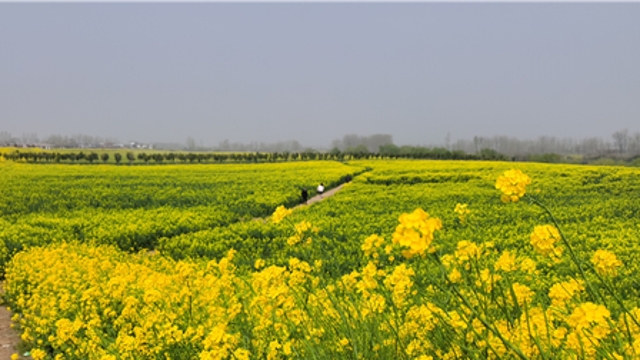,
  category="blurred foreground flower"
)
[272,205,292,224]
